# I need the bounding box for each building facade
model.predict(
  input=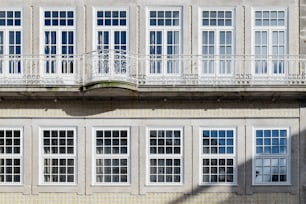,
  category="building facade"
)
[0,0,304,203]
